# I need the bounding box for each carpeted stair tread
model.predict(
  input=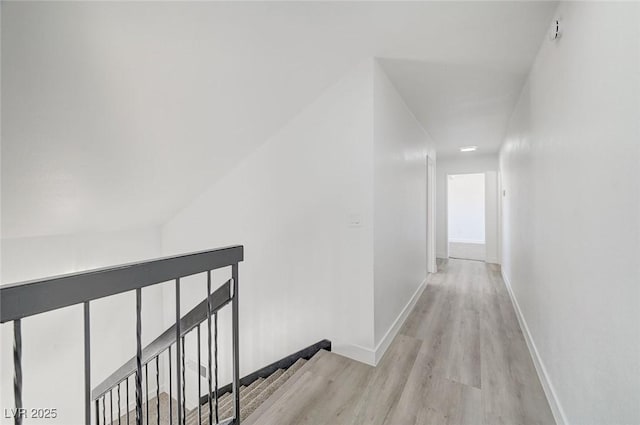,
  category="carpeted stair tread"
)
[109,352,317,425]
[241,350,330,423]
[185,353,319,425]
[220,379,272,418]
[188,373,267,425]
[236,371,279,407]
[186,378,263,425]
[192,369,285,425]
[188,391,231,425]
[241,358,307,421]
[110,393,178,425]
[217,369,285,420]
[215,376,267,420]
